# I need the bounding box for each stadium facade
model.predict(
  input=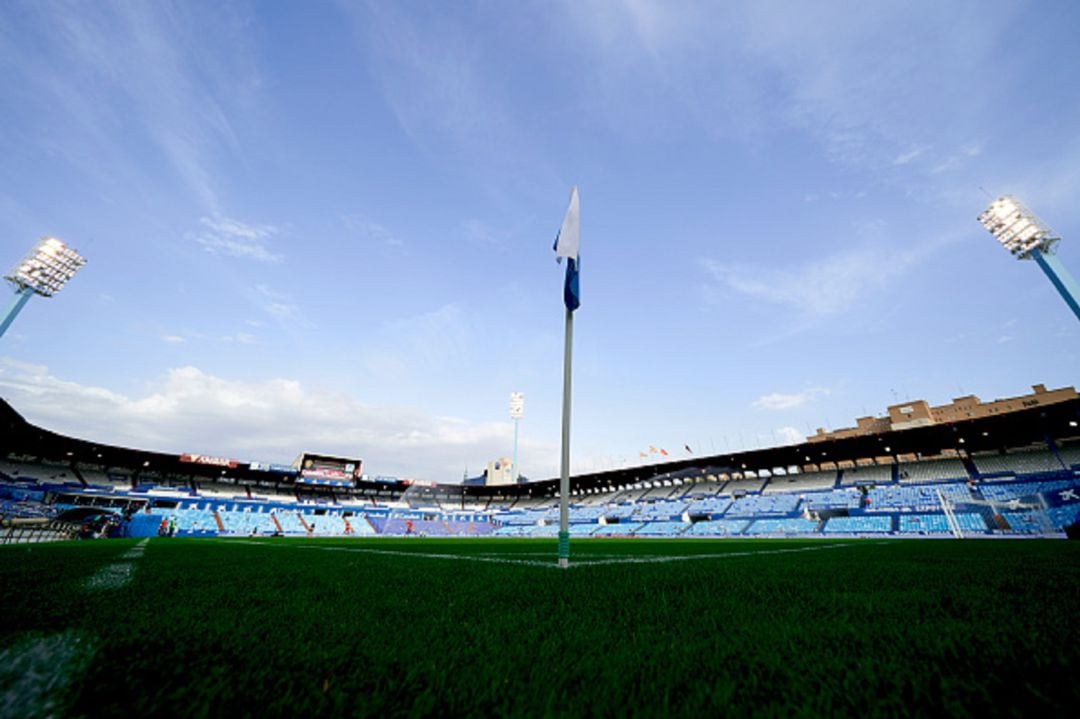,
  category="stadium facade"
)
[2,385,1080,543]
